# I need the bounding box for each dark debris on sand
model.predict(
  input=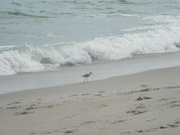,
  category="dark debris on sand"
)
[136,96,152,101]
